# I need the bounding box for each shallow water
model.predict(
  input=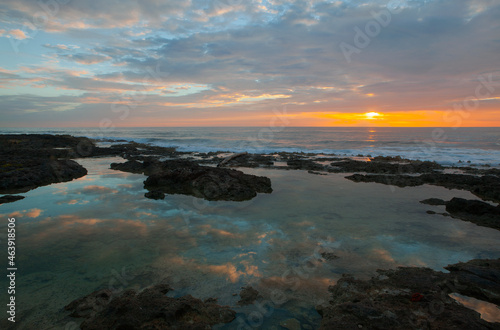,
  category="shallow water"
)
[1,157,500,329]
